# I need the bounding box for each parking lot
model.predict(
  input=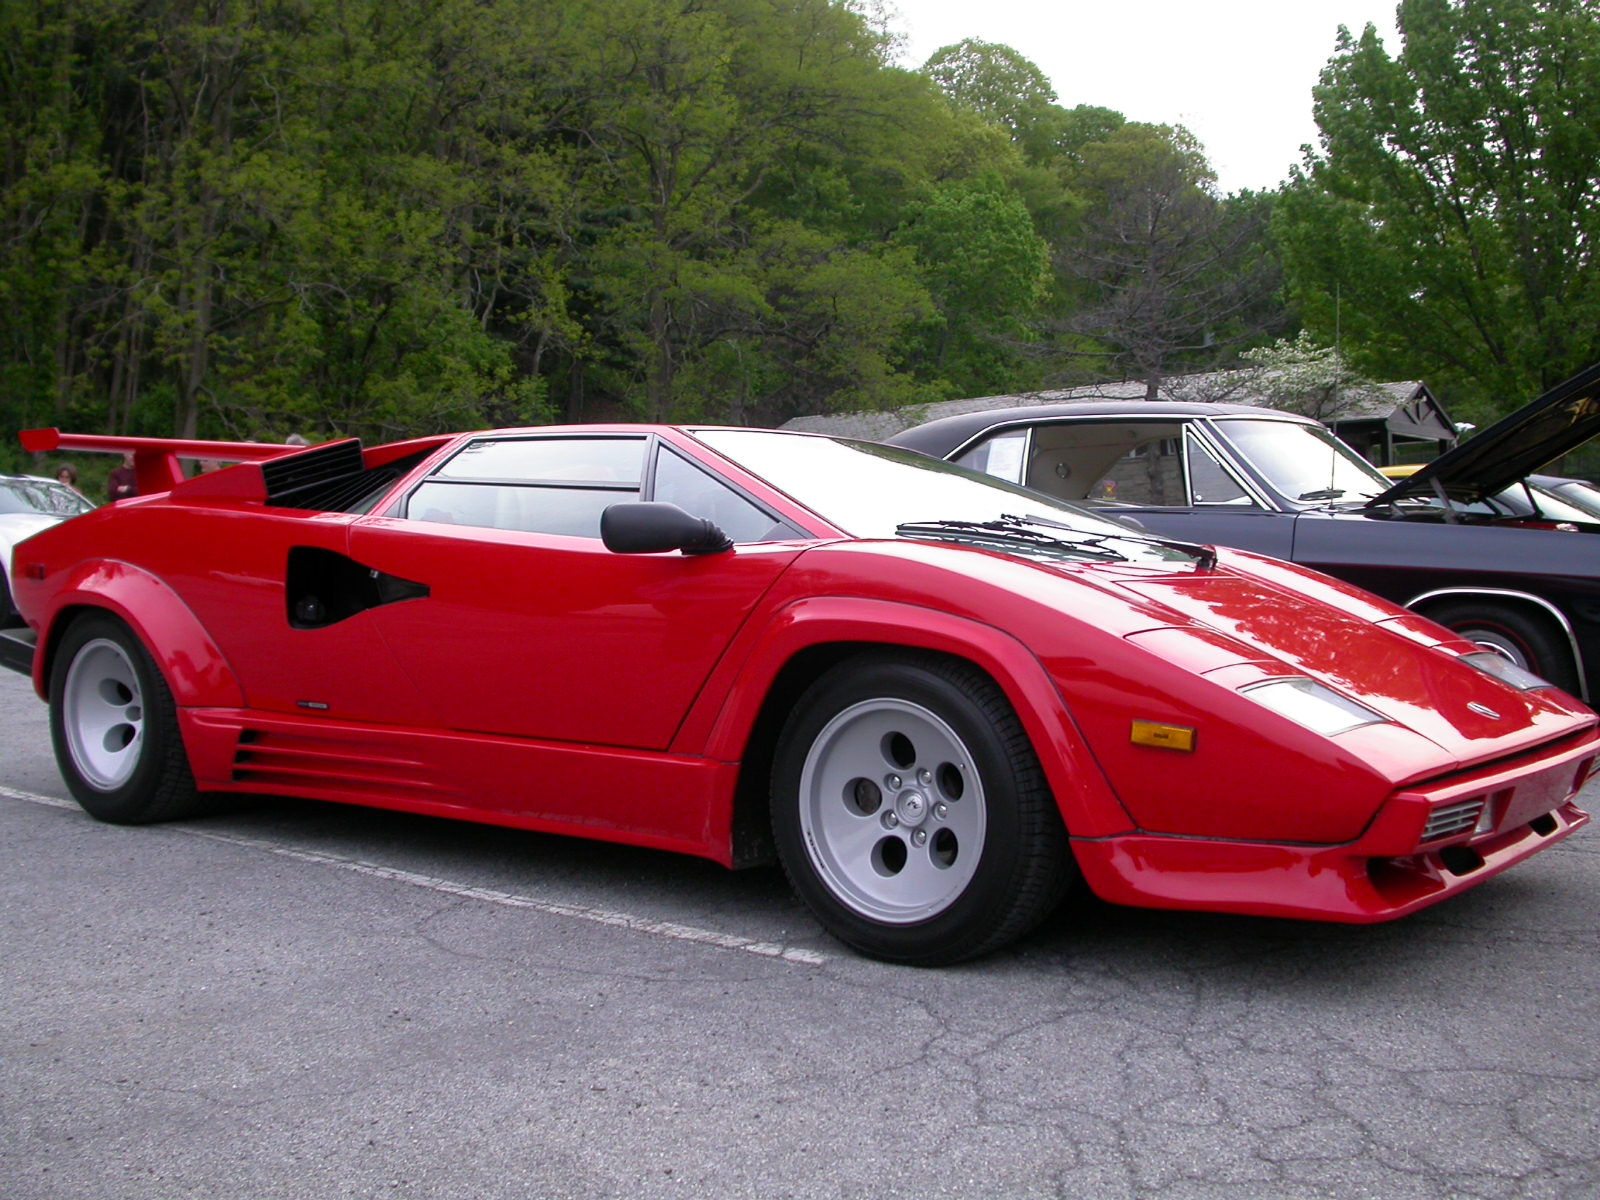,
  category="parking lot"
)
[3,666,1598,1199]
